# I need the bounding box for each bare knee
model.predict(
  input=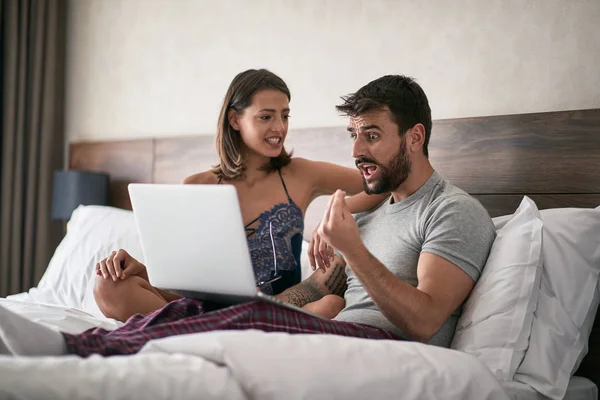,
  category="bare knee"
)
[93,275,144,321]
[93,275,120,319]
[322,294,345,316]
[302,294,345,319]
